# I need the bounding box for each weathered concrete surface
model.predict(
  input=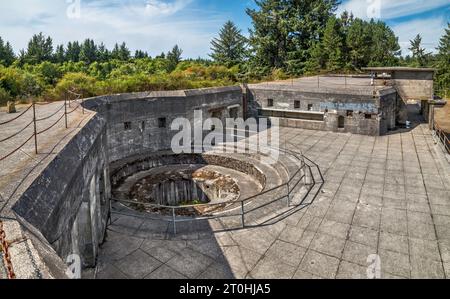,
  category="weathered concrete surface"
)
[0,102,92,278]
[12,111,110,269]
[1,83,448,280]
[247,76,399,136]
[94,108,450,279]
[435,101,450,133]
[363,67,435,101]
[82,86,244,163]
